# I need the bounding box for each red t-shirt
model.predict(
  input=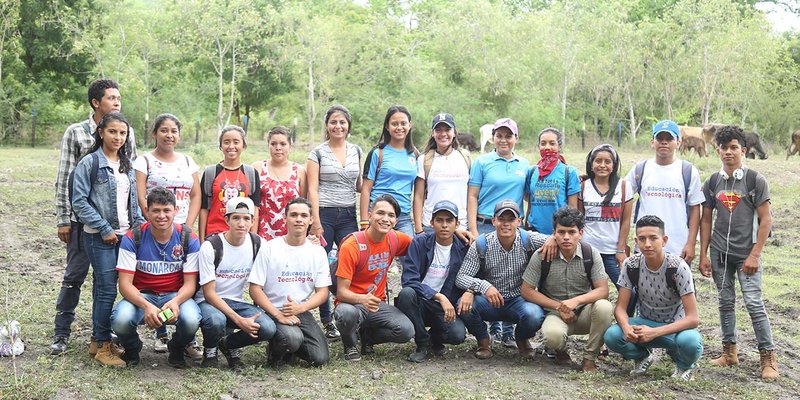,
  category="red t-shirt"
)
[335,230,411,303]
